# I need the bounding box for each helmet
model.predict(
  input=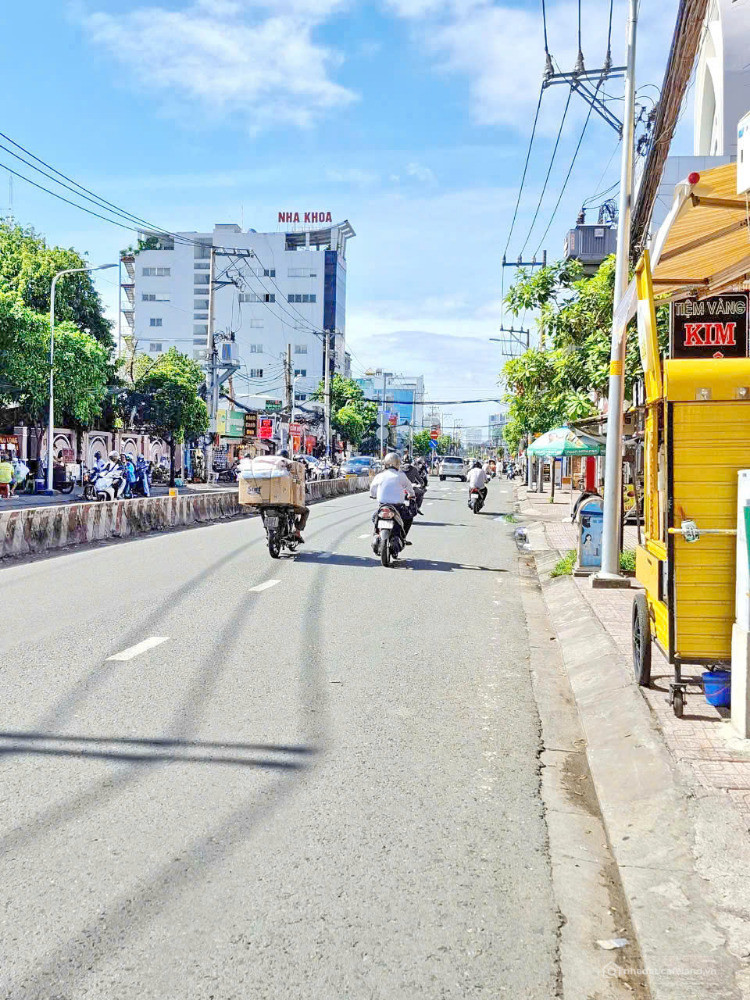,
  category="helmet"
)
[280,449,289,458]
[108,450,119,462]
[383,453,401,470]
